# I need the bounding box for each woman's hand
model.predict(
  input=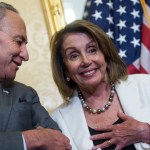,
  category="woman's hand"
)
[91,112,150,150]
